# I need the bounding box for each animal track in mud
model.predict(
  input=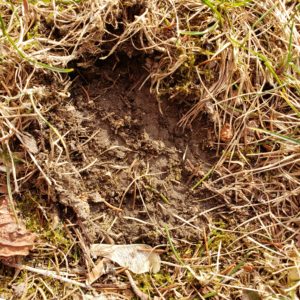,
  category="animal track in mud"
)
[54,55,219,244]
